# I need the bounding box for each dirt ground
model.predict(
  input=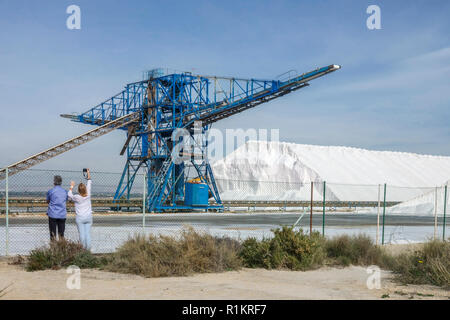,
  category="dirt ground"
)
[0,257,448,300]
